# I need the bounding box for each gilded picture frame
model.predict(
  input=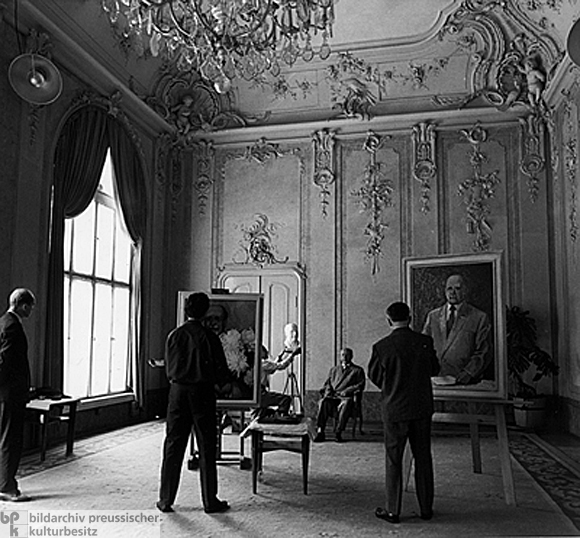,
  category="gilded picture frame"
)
[176,291,264,409]
[403,252,507,400]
